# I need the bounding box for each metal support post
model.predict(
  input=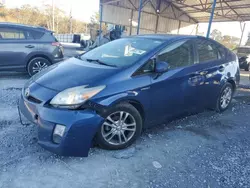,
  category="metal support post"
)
[137,0,143,35]
[206,0,217,38]
[239,22,246,46]
[99,0,103,44]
